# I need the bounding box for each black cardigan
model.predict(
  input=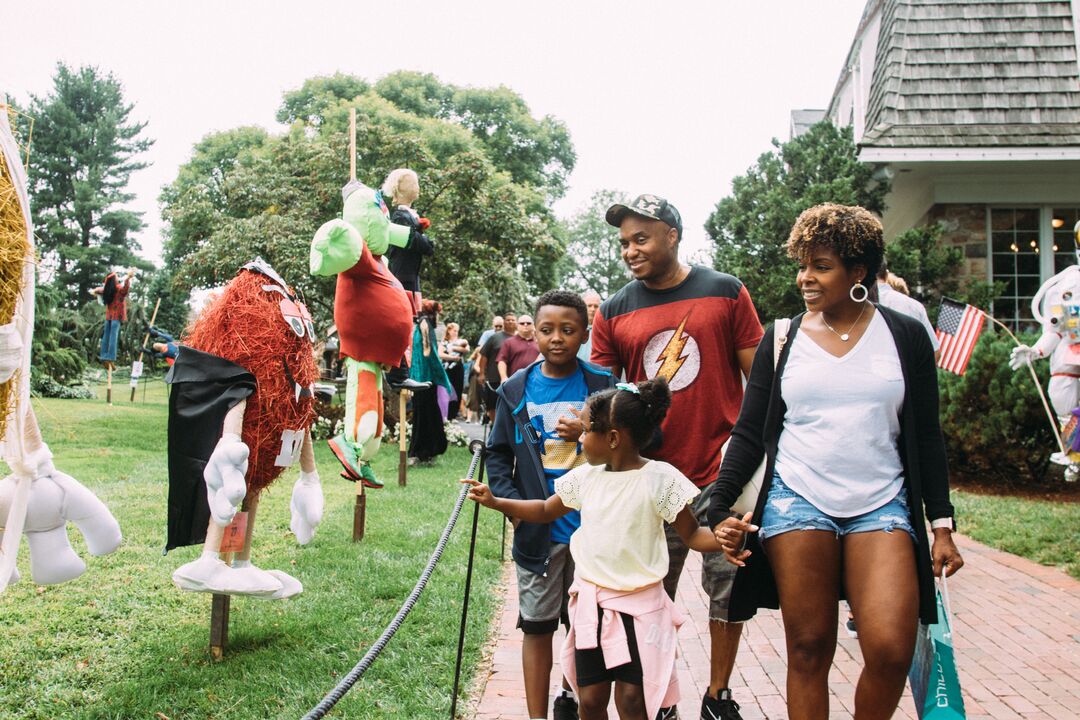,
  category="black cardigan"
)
[706,305,955,625]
